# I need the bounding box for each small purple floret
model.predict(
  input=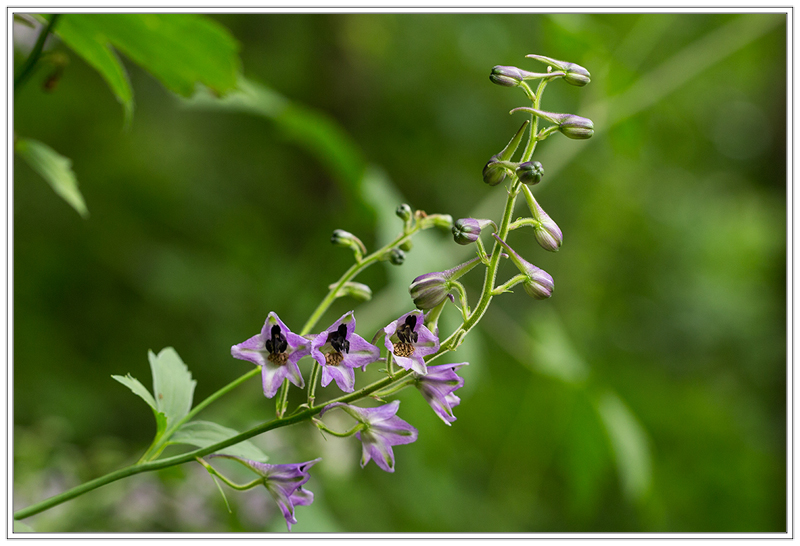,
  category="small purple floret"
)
[231,312,310,399]
[415,362,467,425]
[383,310,440,375]
[321,401,418,473]
[311,311,380,393]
